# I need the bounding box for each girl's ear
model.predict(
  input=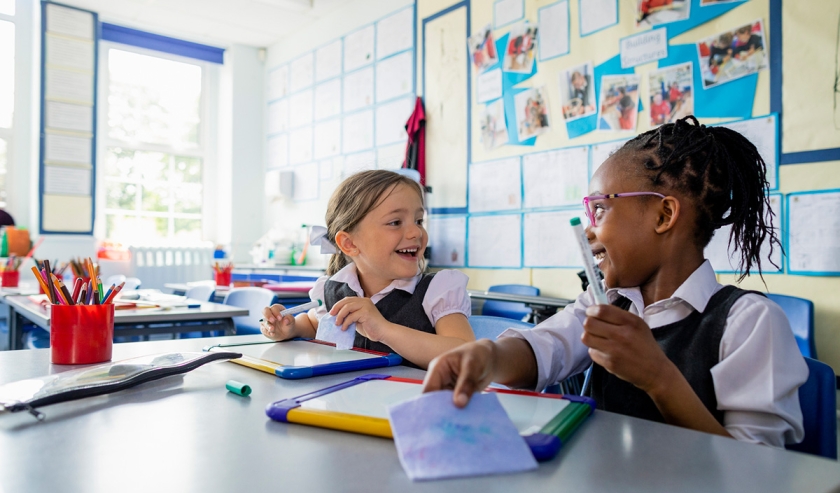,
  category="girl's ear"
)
[334,231,359,257]
[654,196,681,234]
